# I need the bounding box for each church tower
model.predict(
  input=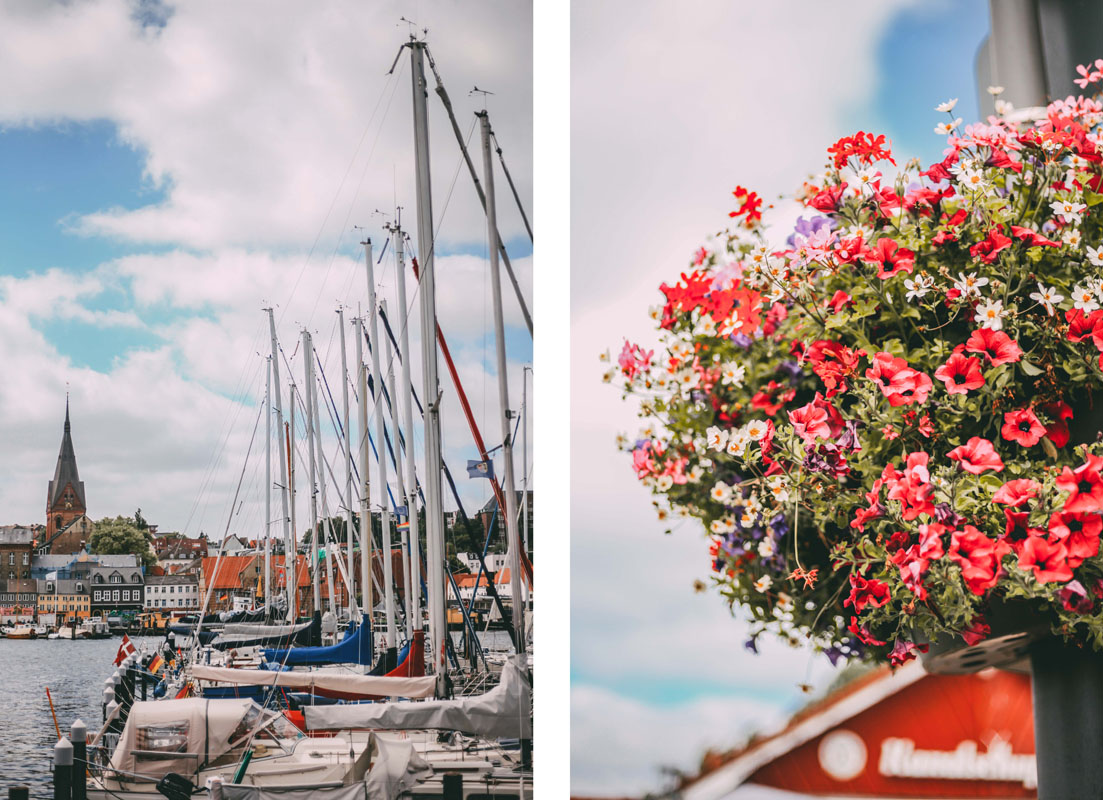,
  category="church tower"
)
[43,399,89,553]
